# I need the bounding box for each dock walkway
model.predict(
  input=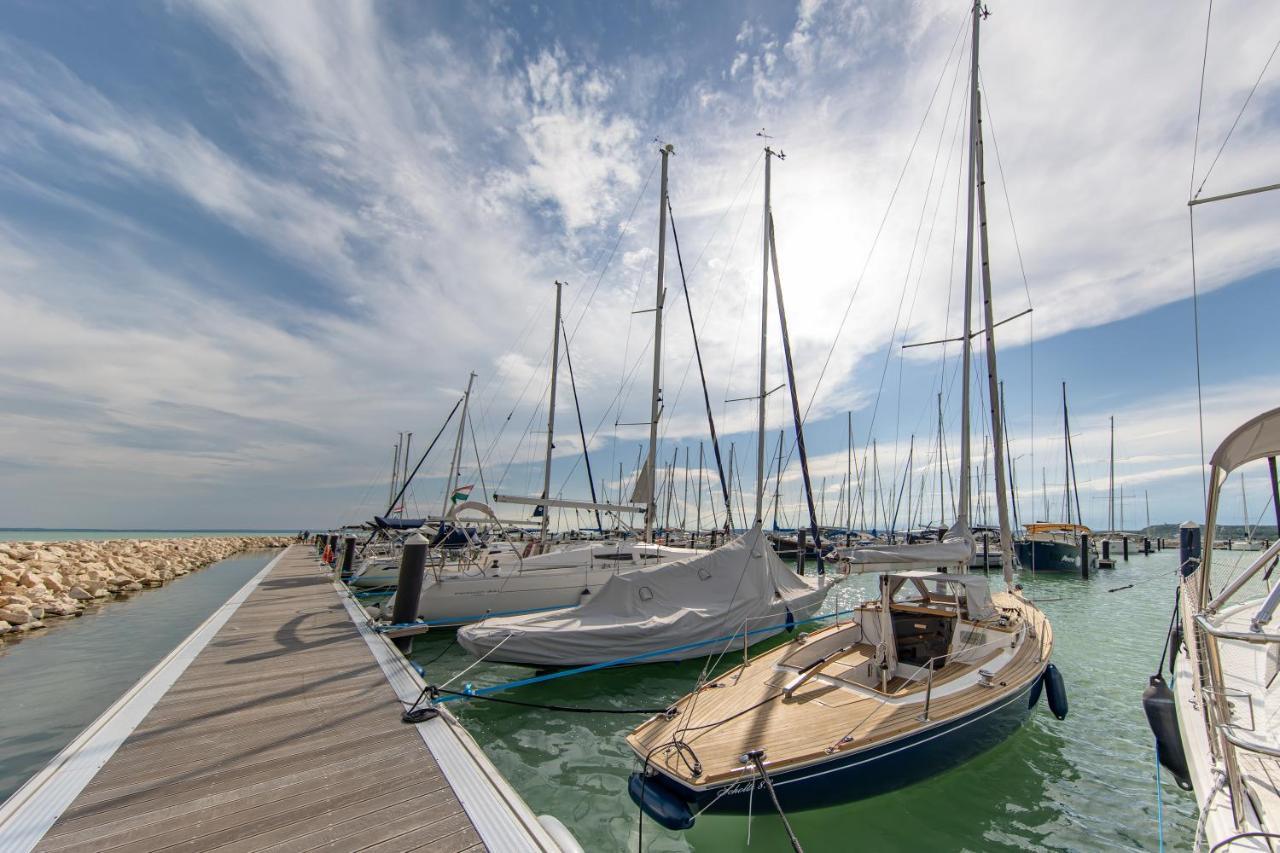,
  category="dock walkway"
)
[0,545,564,853]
